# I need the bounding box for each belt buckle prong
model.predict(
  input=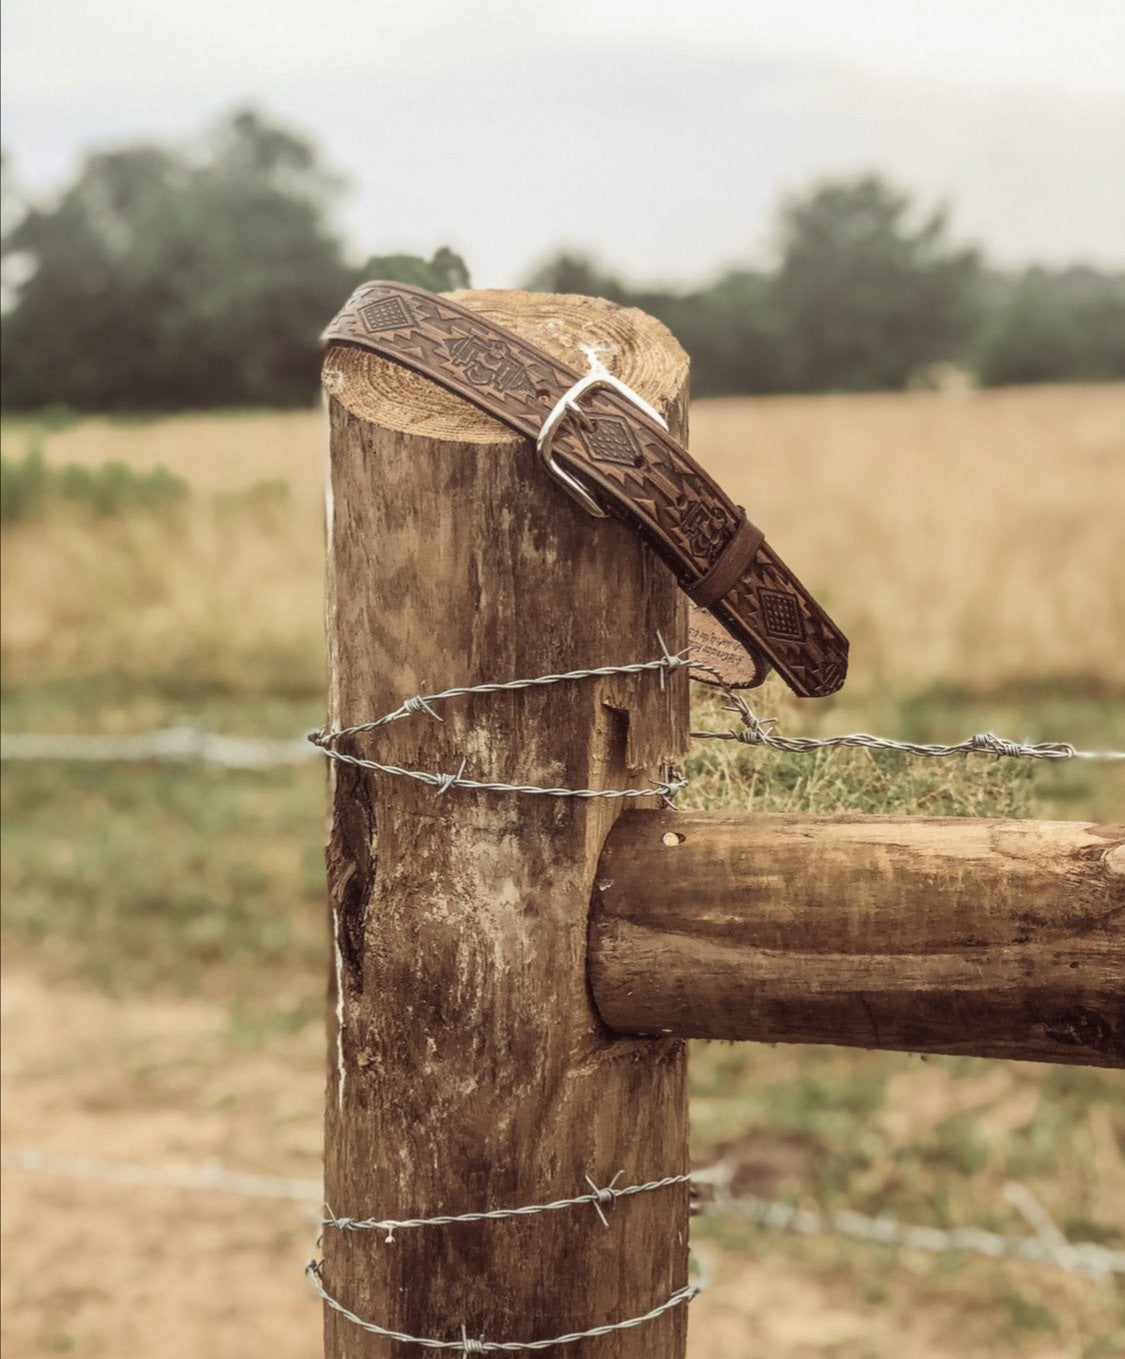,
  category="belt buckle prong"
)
[536,371,668,519]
